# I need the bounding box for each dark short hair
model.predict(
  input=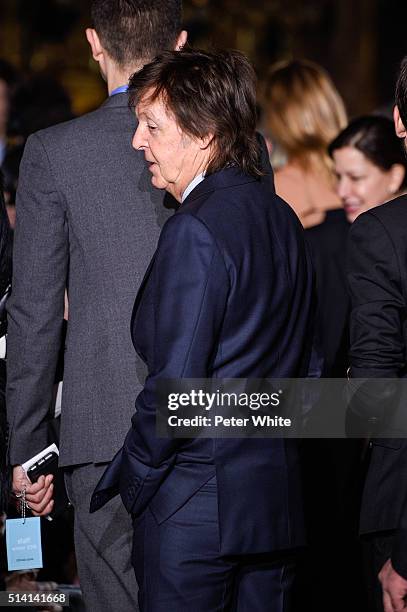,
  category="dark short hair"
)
[91,0,182,68]
[396,57,407,130]
[128,48,262,177]
[329,115,407,188]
